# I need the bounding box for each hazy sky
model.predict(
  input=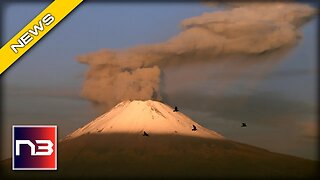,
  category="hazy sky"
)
[2,2,318,160]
